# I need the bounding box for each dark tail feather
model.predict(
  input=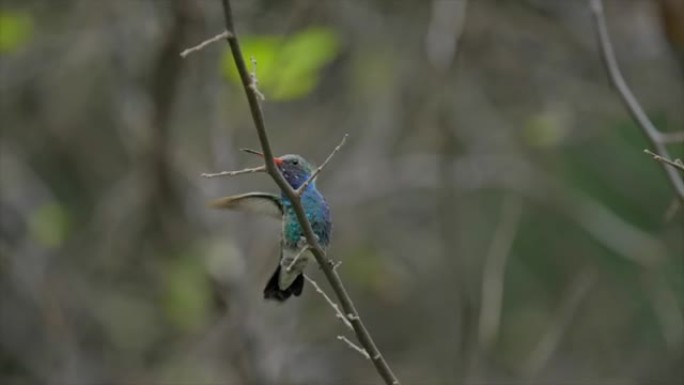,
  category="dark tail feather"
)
[263,266,305,302]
